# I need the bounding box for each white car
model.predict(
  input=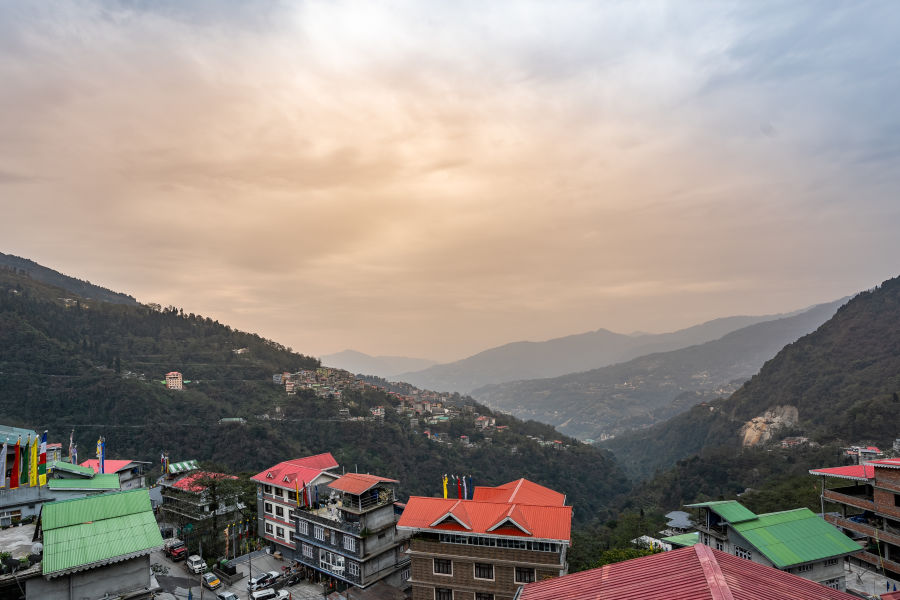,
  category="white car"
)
[247,570,280,591]
[185,555,207,574]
